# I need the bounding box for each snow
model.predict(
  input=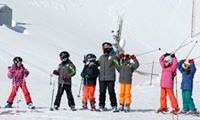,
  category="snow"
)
[0,0,200,120]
